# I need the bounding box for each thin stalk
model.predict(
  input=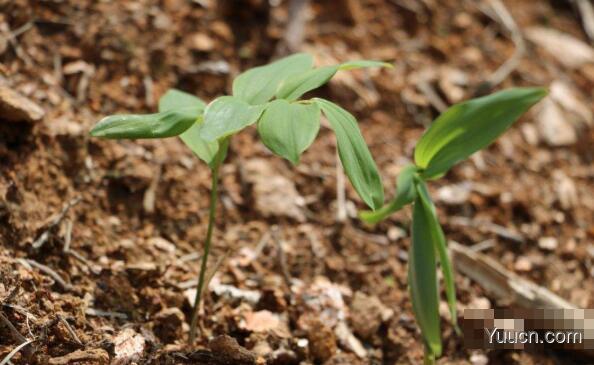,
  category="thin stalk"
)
[188,139,228,345]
